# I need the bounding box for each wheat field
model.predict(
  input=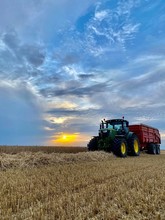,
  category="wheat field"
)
[0,146,87,154]
[0,147,164,219]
